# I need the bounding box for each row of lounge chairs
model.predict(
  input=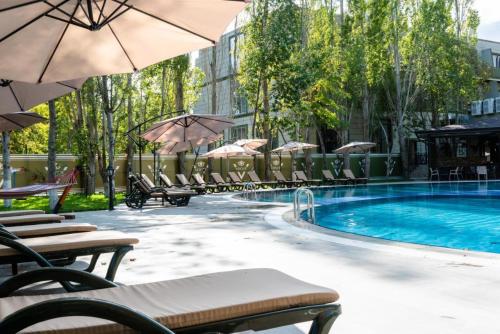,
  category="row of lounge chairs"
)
[124,168,367,209]
[0,210,138,281]
[0,210,342,333]
[159,168,366,193]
